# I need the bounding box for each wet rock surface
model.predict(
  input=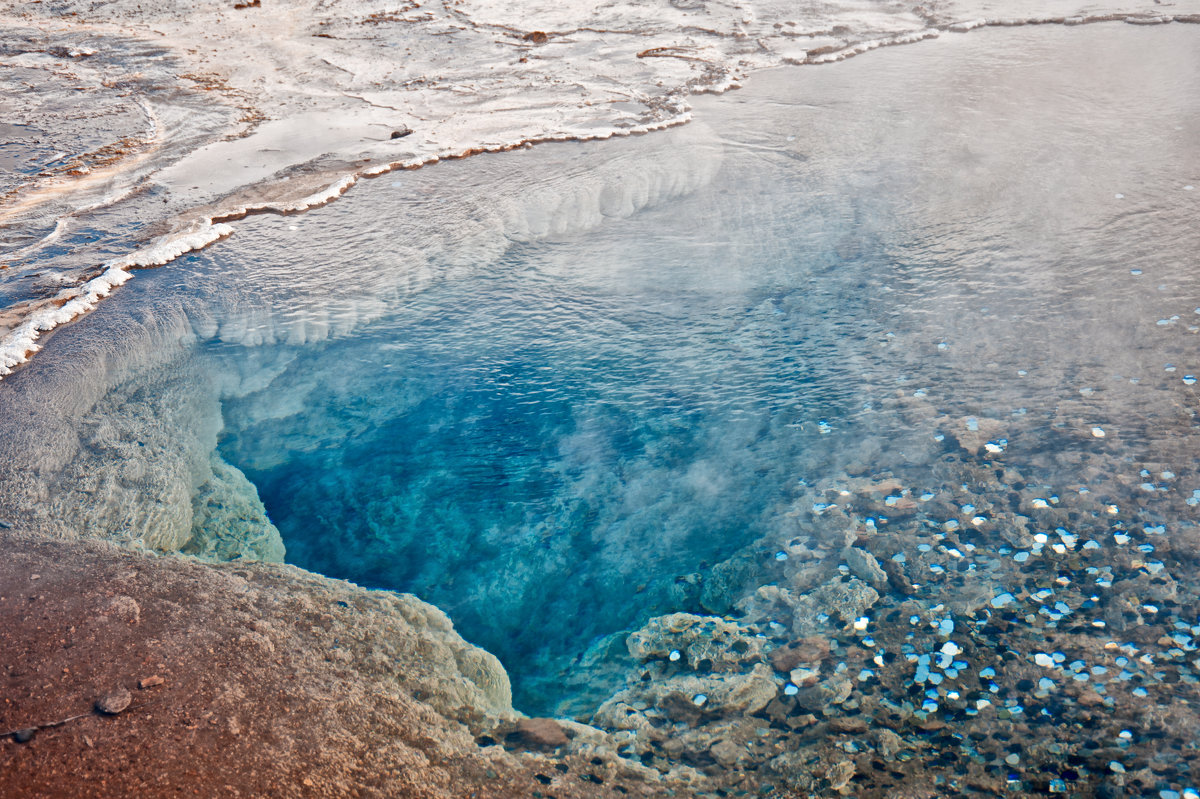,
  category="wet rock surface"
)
[576,391,1200,796]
